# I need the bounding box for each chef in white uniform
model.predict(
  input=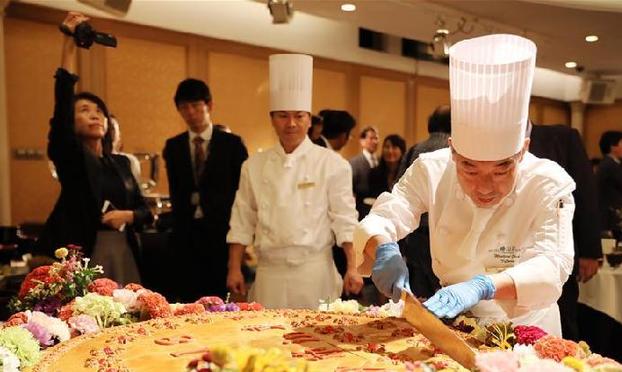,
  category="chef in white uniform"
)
[354,34,575,336]
[227,54,363,309]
